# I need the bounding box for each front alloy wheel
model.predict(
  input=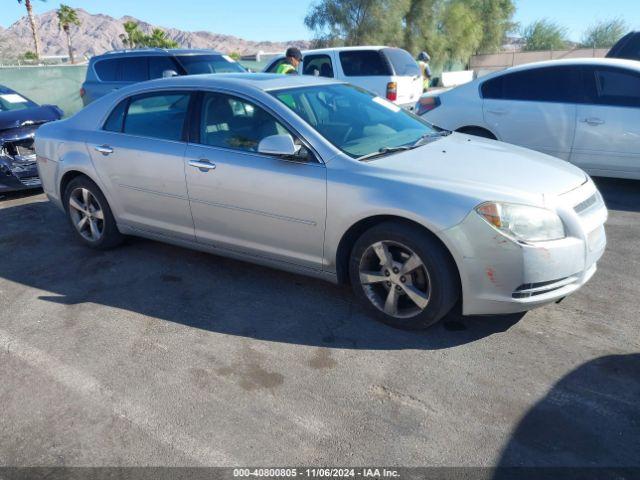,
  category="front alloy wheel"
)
[349,221,460,330]
[359,241,431,318]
